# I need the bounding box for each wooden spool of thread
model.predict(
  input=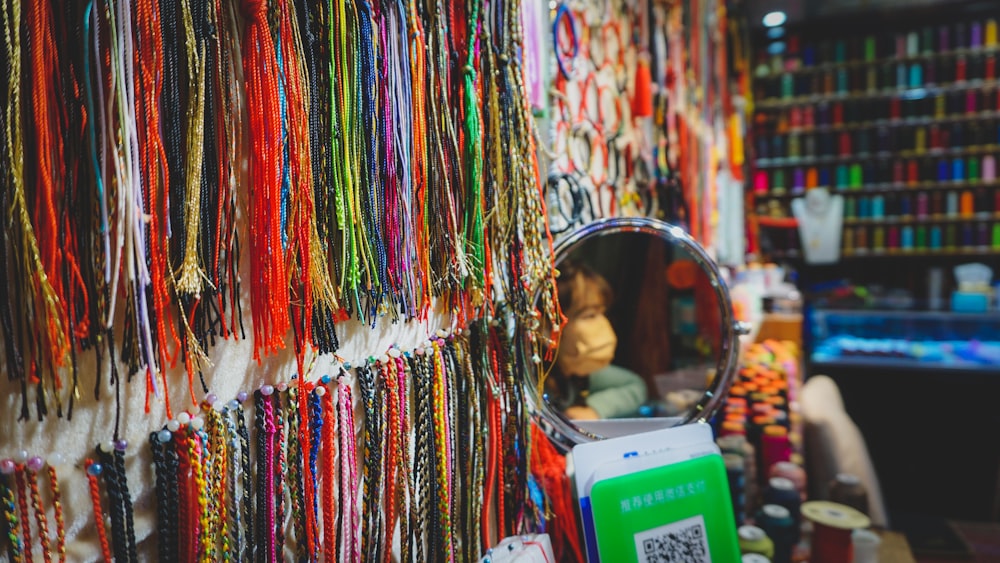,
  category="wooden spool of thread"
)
[802,501,871,563]
[738,525,775,558]
[830,473,869,516]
